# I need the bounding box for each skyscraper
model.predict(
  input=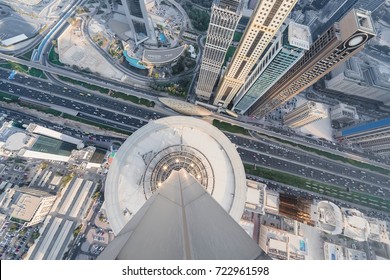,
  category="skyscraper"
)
[283,101,327,128]
[104,116,248,234]
[121,0,156,45]
[100,116,269,259]
[195,0,242,100]
[99,169,266,260]
[233,22,310,114]
[213,0,299,107]
[247,9,376,117]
